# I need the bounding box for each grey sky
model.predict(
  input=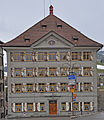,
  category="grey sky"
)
[0,0,104,48]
